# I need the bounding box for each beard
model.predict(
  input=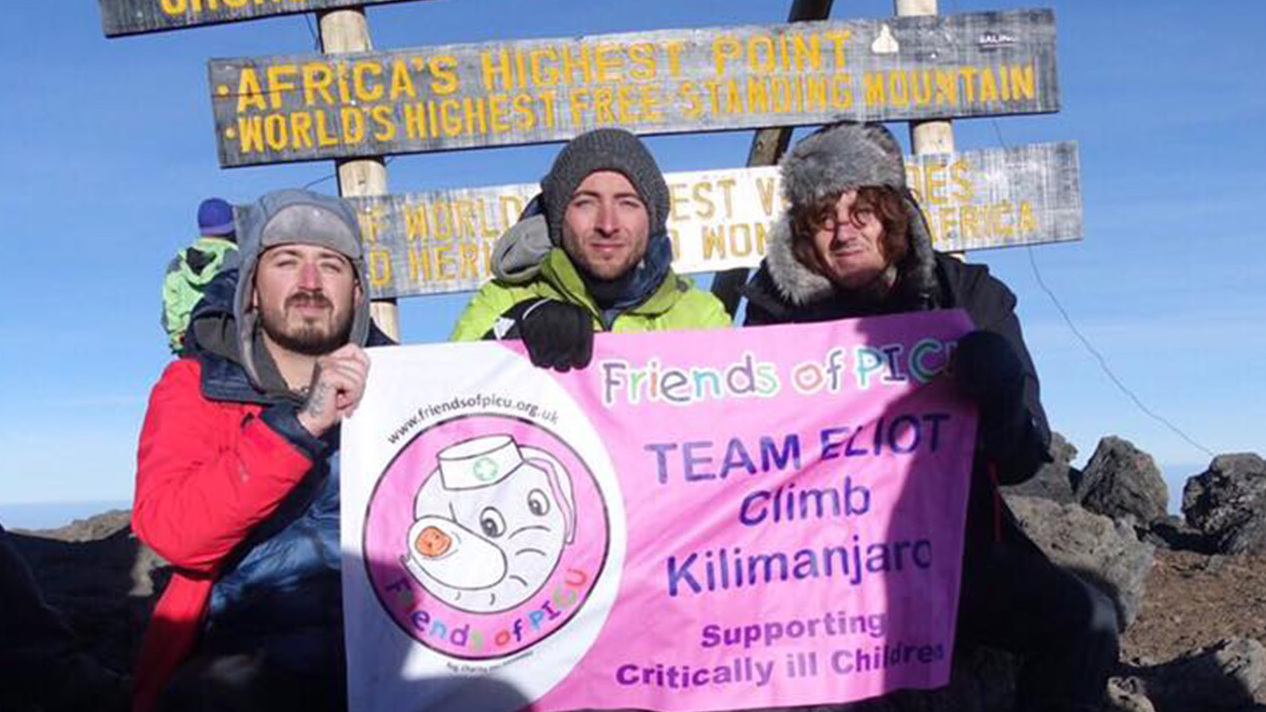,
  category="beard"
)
[562,227,648,282]
[258,291,354,356]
